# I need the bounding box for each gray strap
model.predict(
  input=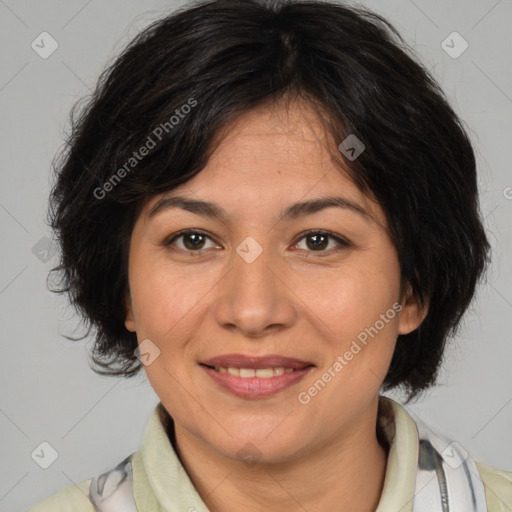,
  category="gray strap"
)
[413,418,488,511]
